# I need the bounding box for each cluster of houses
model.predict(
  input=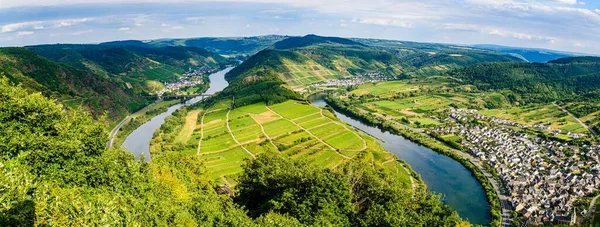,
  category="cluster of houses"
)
[319,72,392,87]
[431,108,600,225]
[157,66,214,96]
